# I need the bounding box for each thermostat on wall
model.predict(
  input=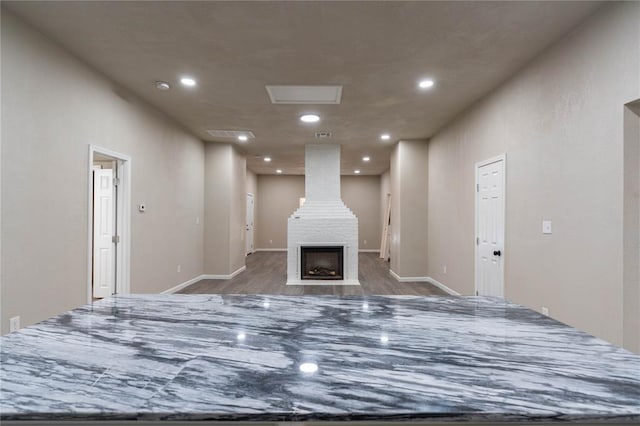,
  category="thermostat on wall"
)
[138,204,146,212]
